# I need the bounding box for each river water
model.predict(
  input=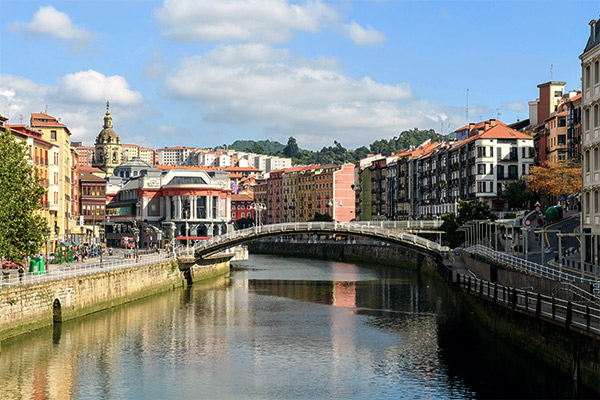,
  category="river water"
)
[0,255,596,399]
